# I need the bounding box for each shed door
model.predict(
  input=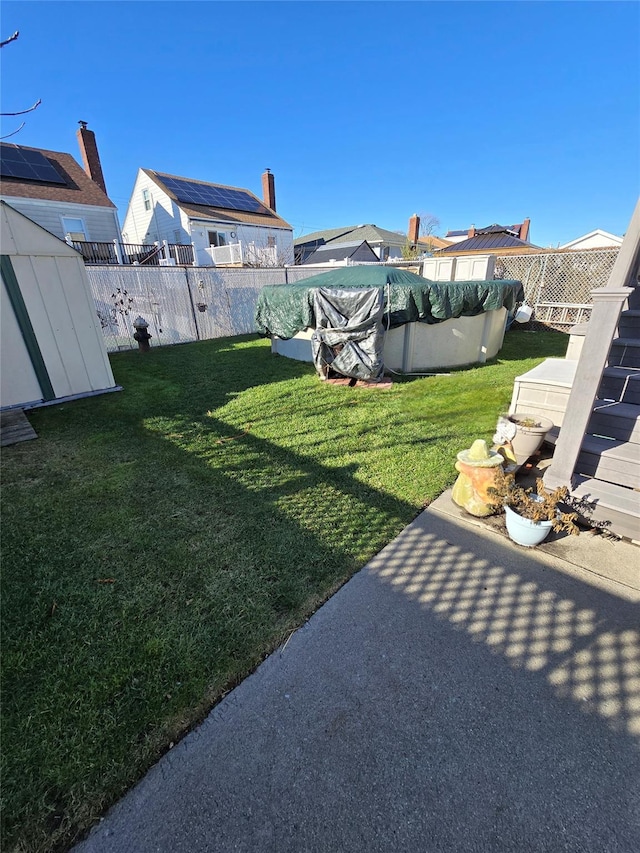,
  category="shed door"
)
[1,276,43,407]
